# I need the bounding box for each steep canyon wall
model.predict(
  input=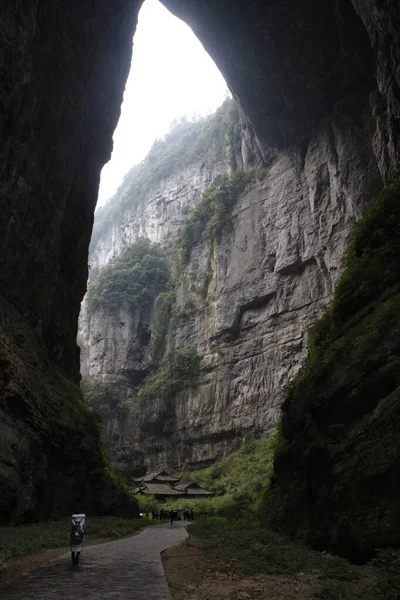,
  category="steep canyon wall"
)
[1,0,400,551]
[82,0,400,558]
[83,98,381,474]
[0,0,142,522]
